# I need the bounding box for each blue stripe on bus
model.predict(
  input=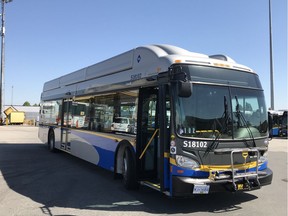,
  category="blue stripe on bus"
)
[71,130,117,171]
[170,161,268,177]
[92,146,115,171]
